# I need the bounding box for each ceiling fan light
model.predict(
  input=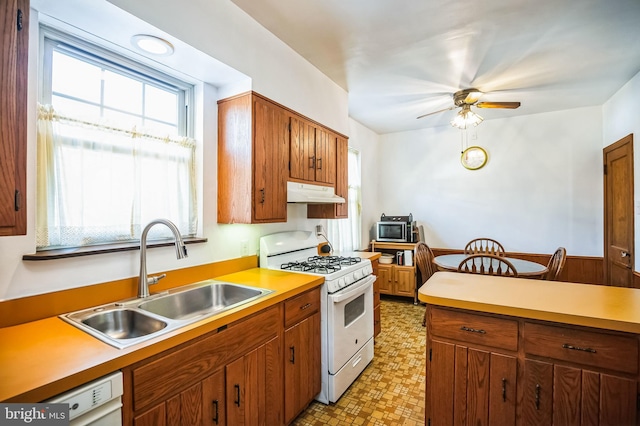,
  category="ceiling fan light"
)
[450,105,483,129]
